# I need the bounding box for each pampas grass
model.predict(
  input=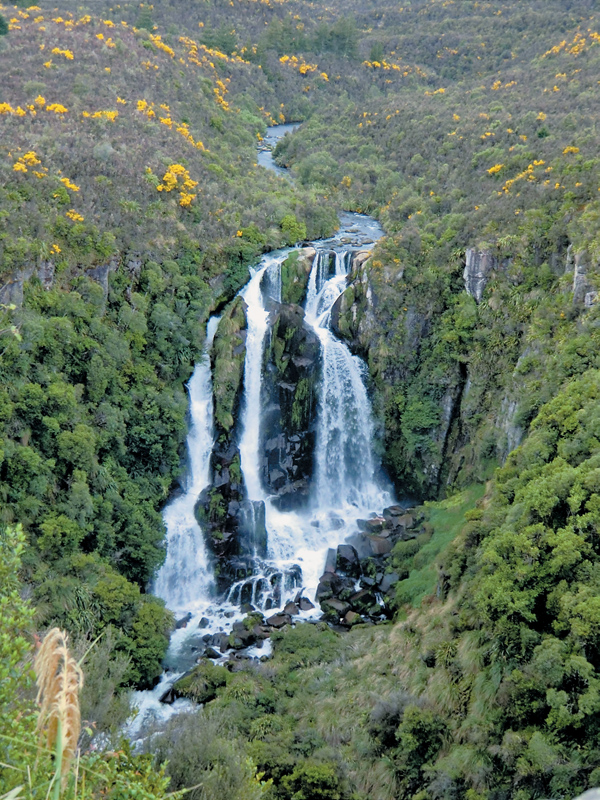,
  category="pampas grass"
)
[34,628,83,797]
